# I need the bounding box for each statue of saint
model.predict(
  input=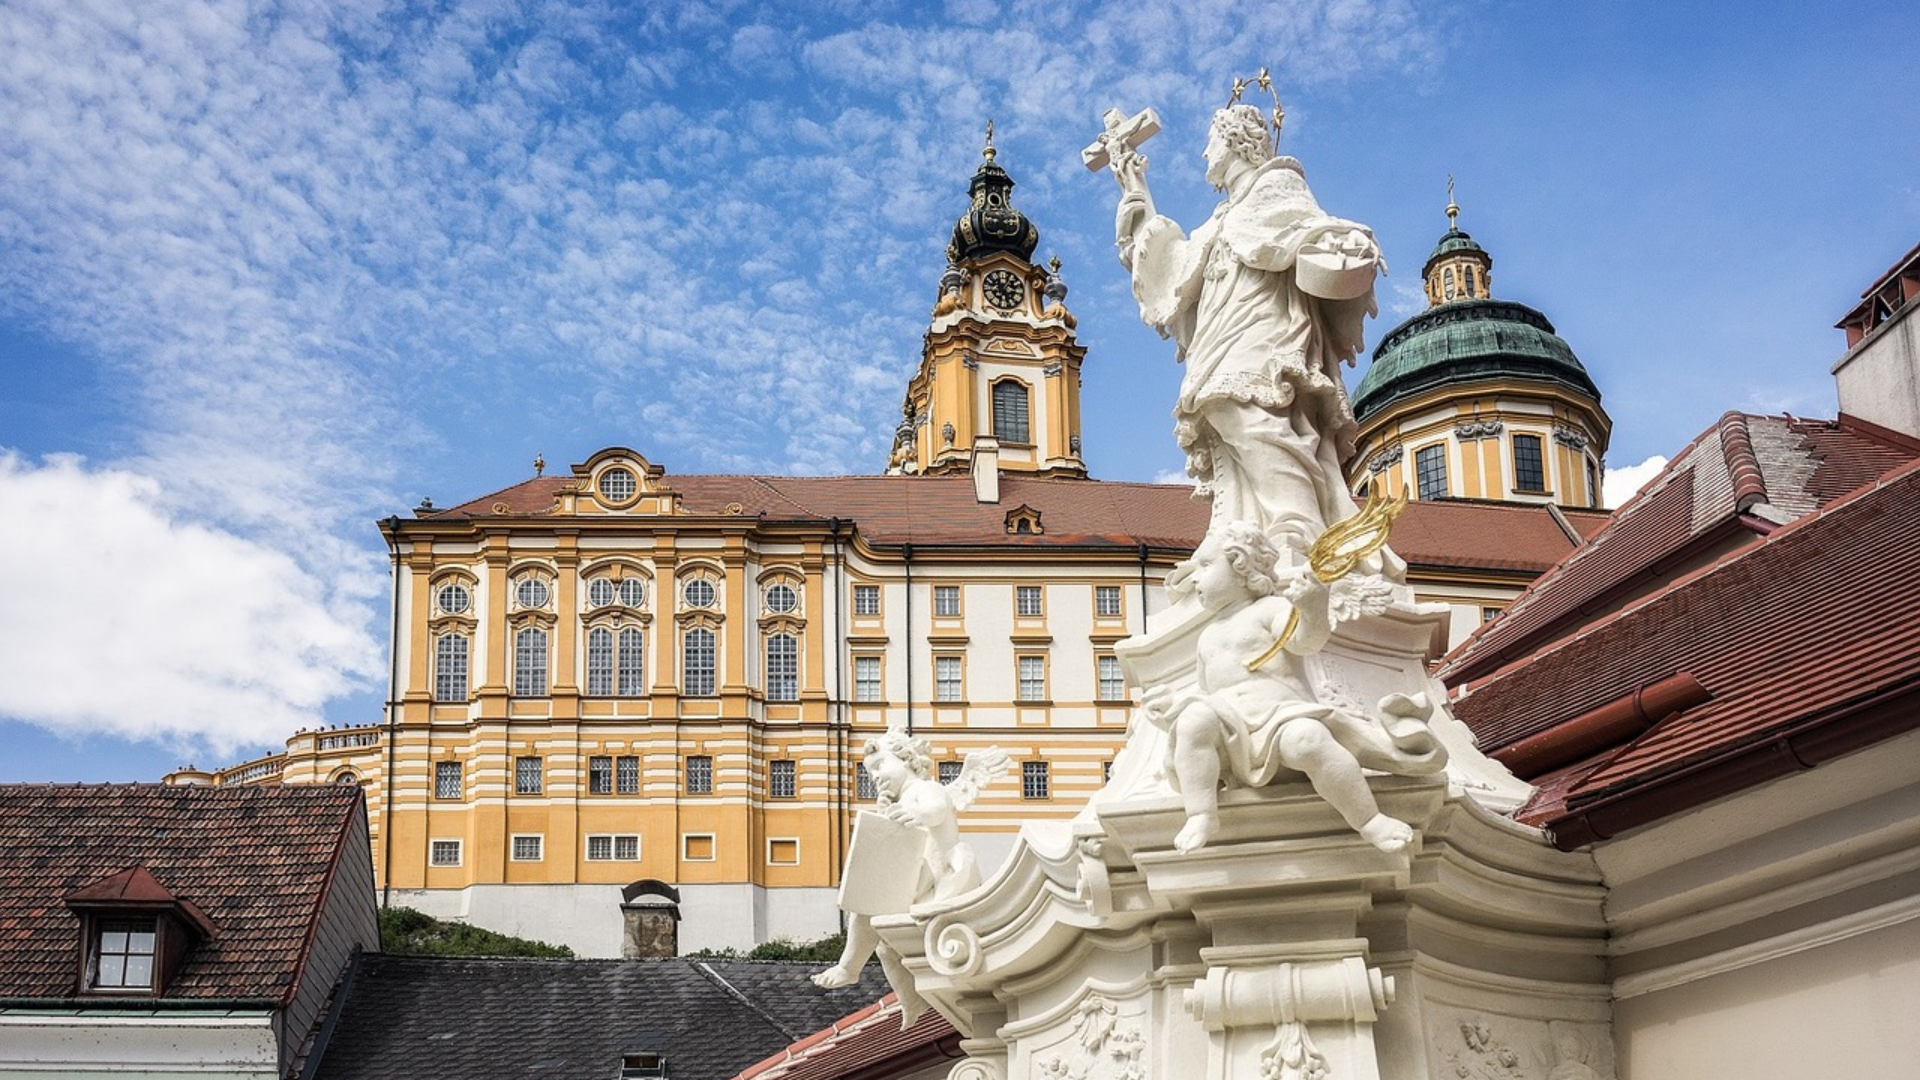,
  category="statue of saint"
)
[1107,102,1386,559]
